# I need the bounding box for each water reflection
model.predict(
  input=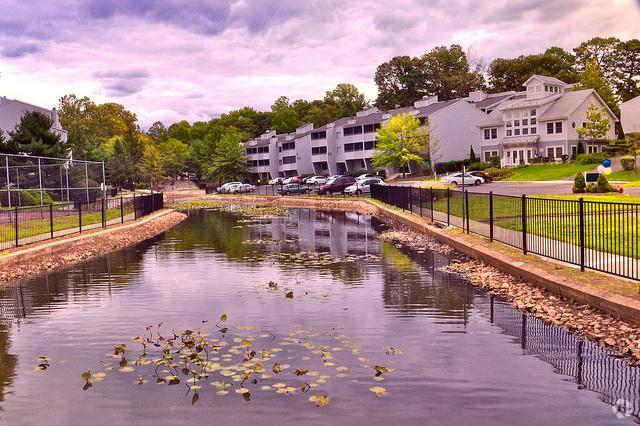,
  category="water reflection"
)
[0,209,637,424]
